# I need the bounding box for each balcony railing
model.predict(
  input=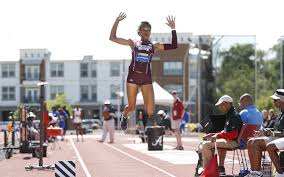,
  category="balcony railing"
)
[21,97,39,104]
